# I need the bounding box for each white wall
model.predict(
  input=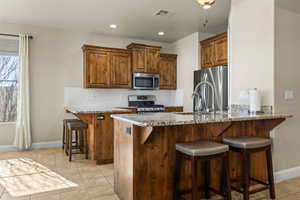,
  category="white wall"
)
[229,0,275,106]
[0,22,173,146]
[273,4,300,171]
[169,32,212,111]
